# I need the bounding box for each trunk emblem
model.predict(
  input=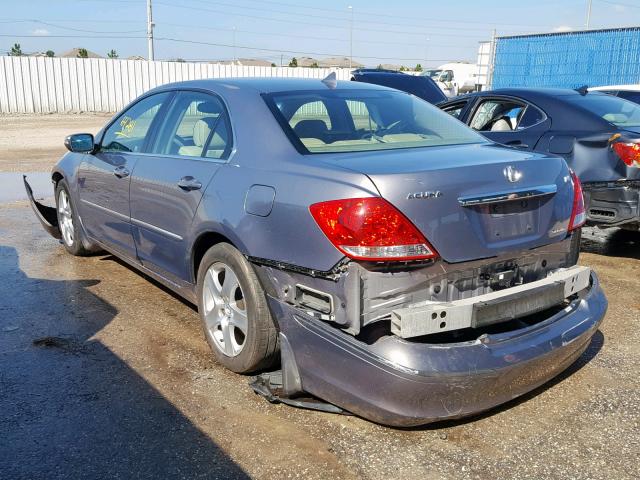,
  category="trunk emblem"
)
[504,166,523,183]
[407,191,442,200]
